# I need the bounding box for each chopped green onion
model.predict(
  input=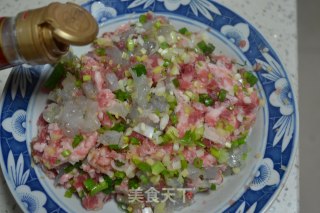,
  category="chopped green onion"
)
[170,113,178,125]
[179,130,195,146]
[172,78,180,88]
[82,74,91,82]
[110,123,127,132]
[154,20,161,29]
[193,157,203,168]
[114,160,125,167]
[128,177,140,189]
[179,27,190,35]
[231,135,247,148]
[139,174,149,184]
[96,48,106,56]
[199,93,214,106]
[97,126,108,134]
[181,159,188,170]
[130,137,141,145]
[114,89,130,102]
[103,175,114,194]
[64,161,82,173]
[132,63,147,77]
[75,80,82,88]
[197,40,215,55]
[163,59,172,68]
[126,39,135,52]
[152,161,166,175]
[136,161,151,173]
[210,147,229,163]
[72,134,84,148]
[243,71,258,86]
[44,63,66,90]
[114,171,126,179]
[139,14,147,24]
[210,184,217,191]
[61,149,71,157]
[64,188,76,198]
[160,42,169,49]
[218,89,228,102]
[84,178,96,191]
[90,180,110,196]
[108,144,121,150]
